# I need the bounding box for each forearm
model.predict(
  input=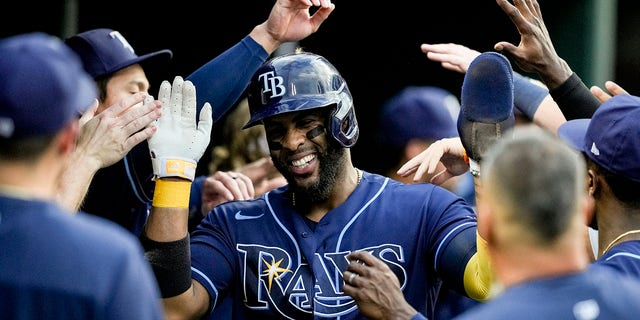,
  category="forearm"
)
[249,22,283,55]
[187,36,269,123]
[55,150,101,212]
[531,94,567,134]
[549,72,601,120]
